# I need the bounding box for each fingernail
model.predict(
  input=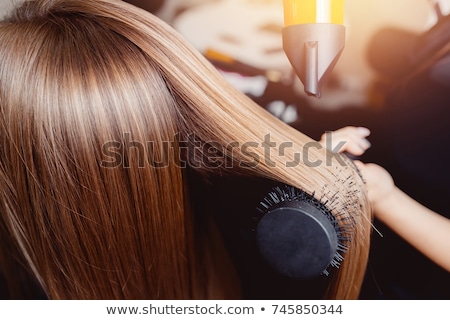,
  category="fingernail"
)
[357,127,371,136]
[362,138,371,148]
